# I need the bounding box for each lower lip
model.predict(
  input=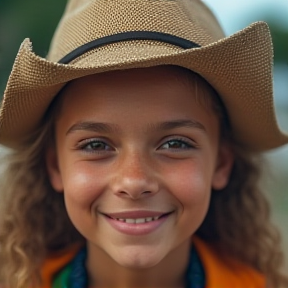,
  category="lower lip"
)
[103,214,171,236]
